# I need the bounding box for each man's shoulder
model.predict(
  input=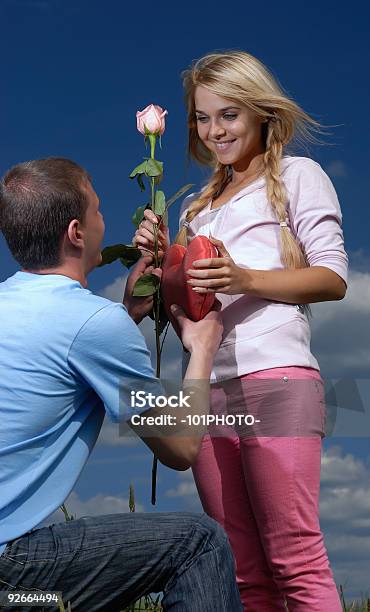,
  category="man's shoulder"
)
[66,288,133,340]
[0,272,131,340]
[74,286,119,312]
